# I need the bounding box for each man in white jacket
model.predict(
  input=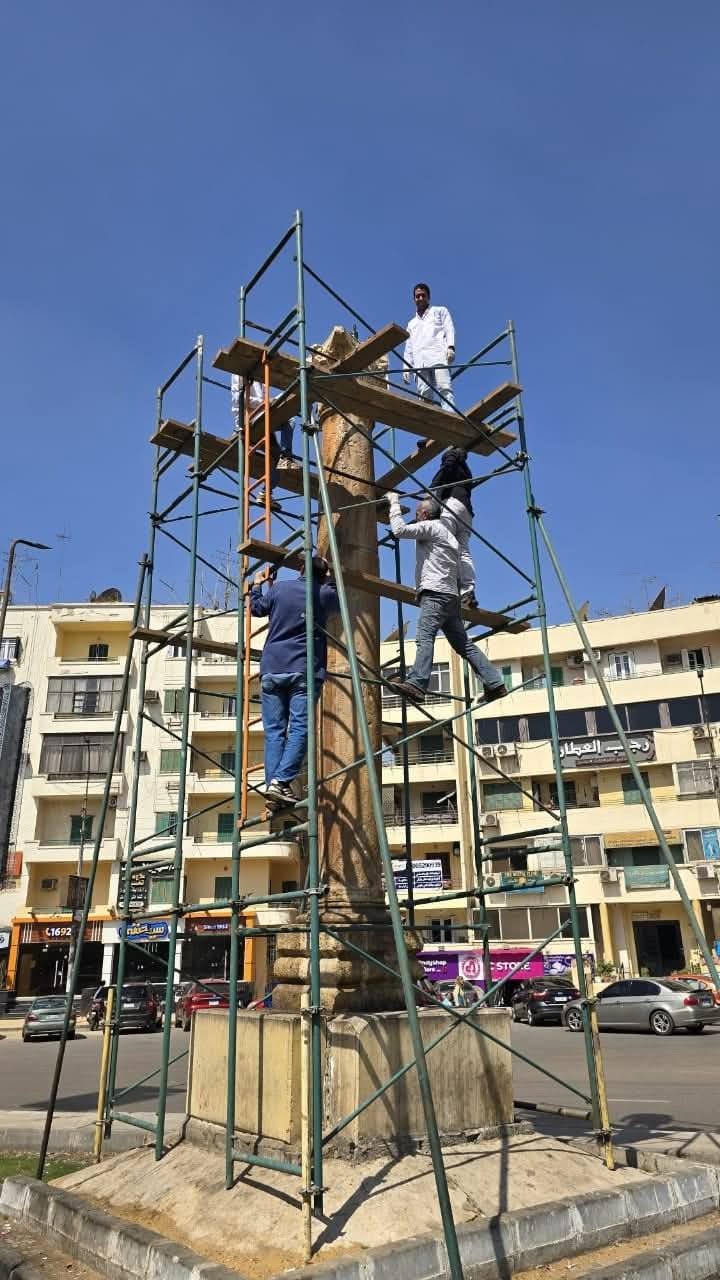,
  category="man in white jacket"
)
[386,492,506,704]
[402,282,456,411]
